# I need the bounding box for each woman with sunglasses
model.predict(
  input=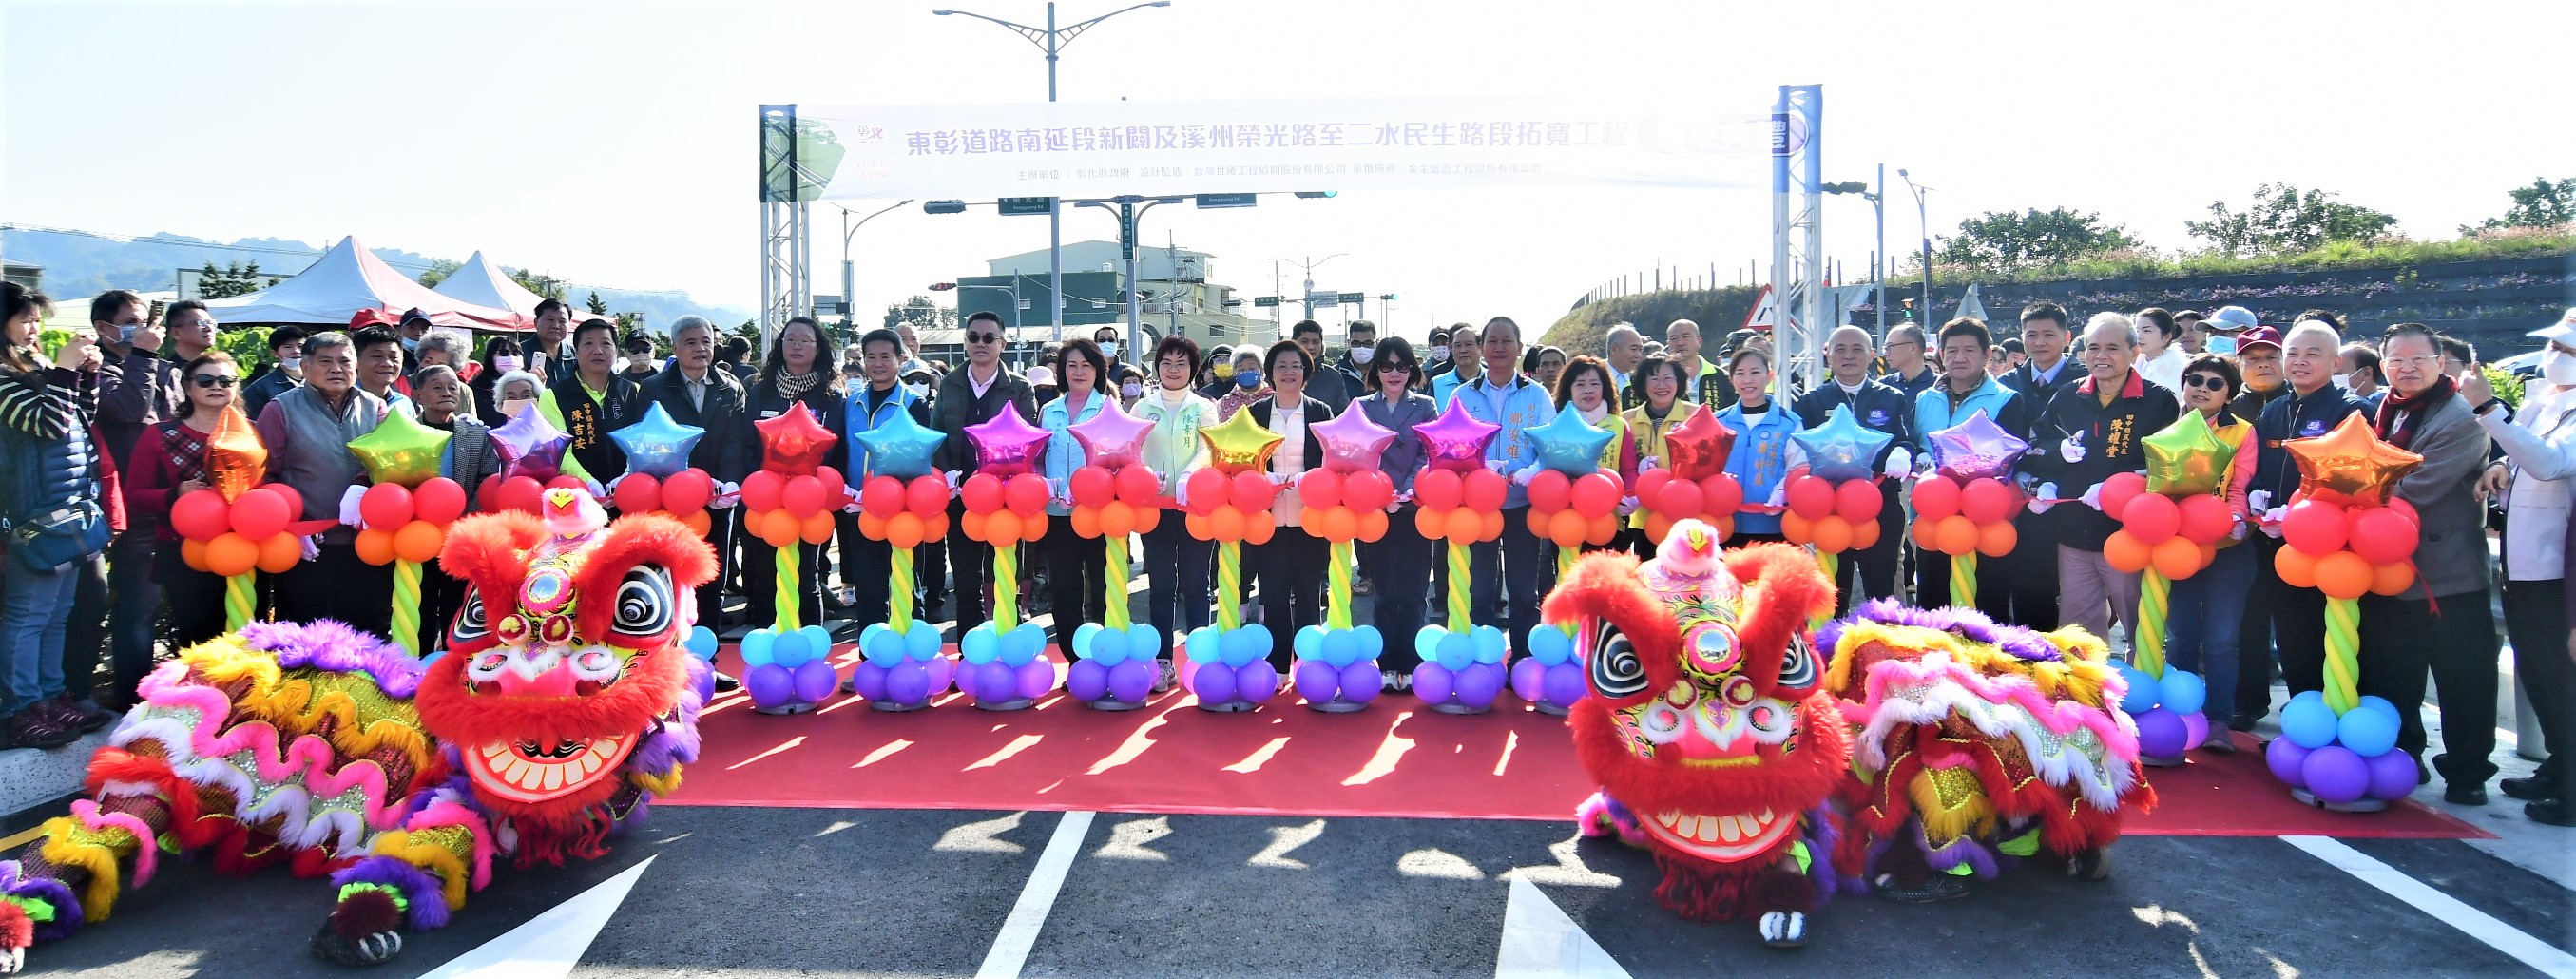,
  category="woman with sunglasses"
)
[121,352,246,654]
[1358,337,1437,688]
[1133,336,1216,690]
[743,316,848,631]
[2162,354,2259,755]
[1620,356,1689,556]
[1552,354,1636,550]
